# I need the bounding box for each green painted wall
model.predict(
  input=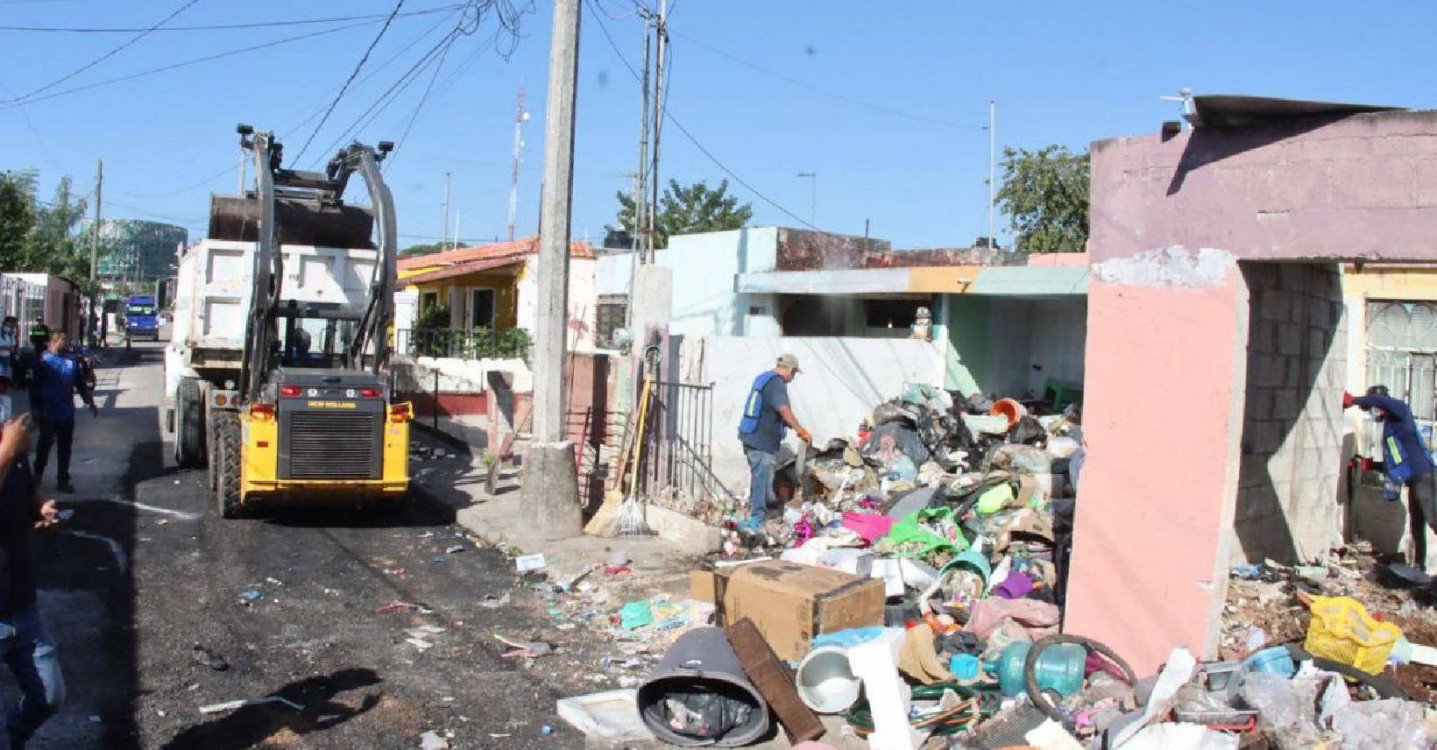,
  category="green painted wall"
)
[944,295,989,394]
